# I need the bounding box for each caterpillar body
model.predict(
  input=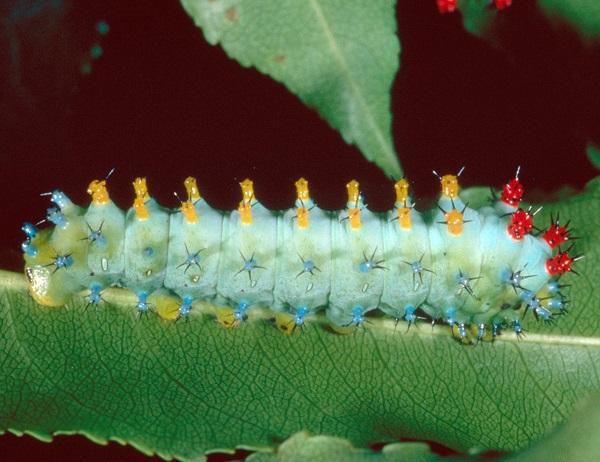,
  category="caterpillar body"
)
[21,170,578,341]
